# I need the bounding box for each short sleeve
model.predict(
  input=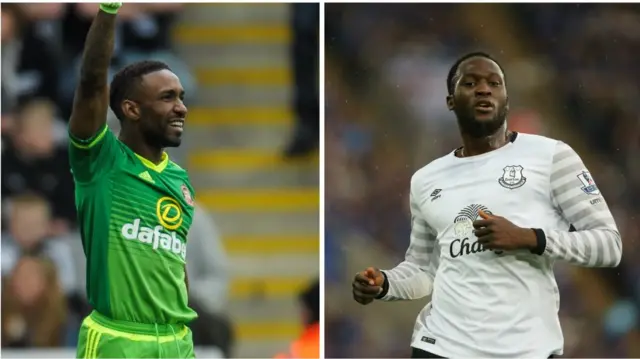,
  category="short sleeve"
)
[68,124,123,183]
